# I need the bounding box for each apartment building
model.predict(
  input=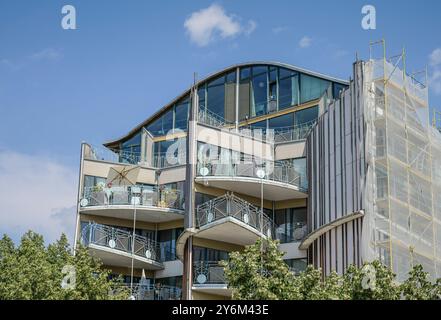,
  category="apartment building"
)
[73,53,440,300]
[73,61,347,300]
